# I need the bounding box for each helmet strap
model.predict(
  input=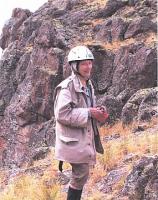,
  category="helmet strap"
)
[71,62,89,81]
